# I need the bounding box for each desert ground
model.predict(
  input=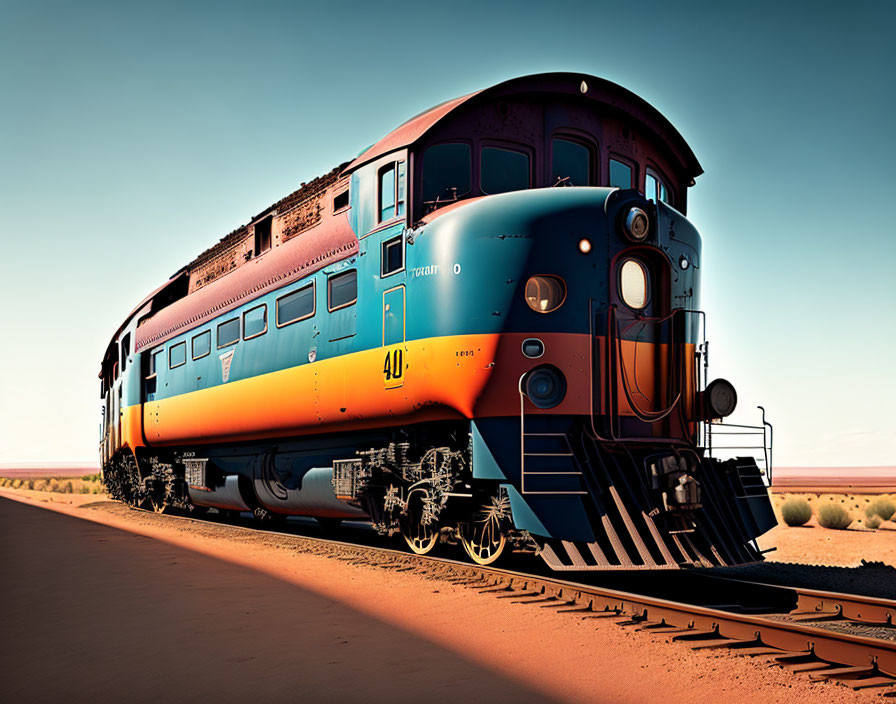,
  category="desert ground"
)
[2,483,894,703]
